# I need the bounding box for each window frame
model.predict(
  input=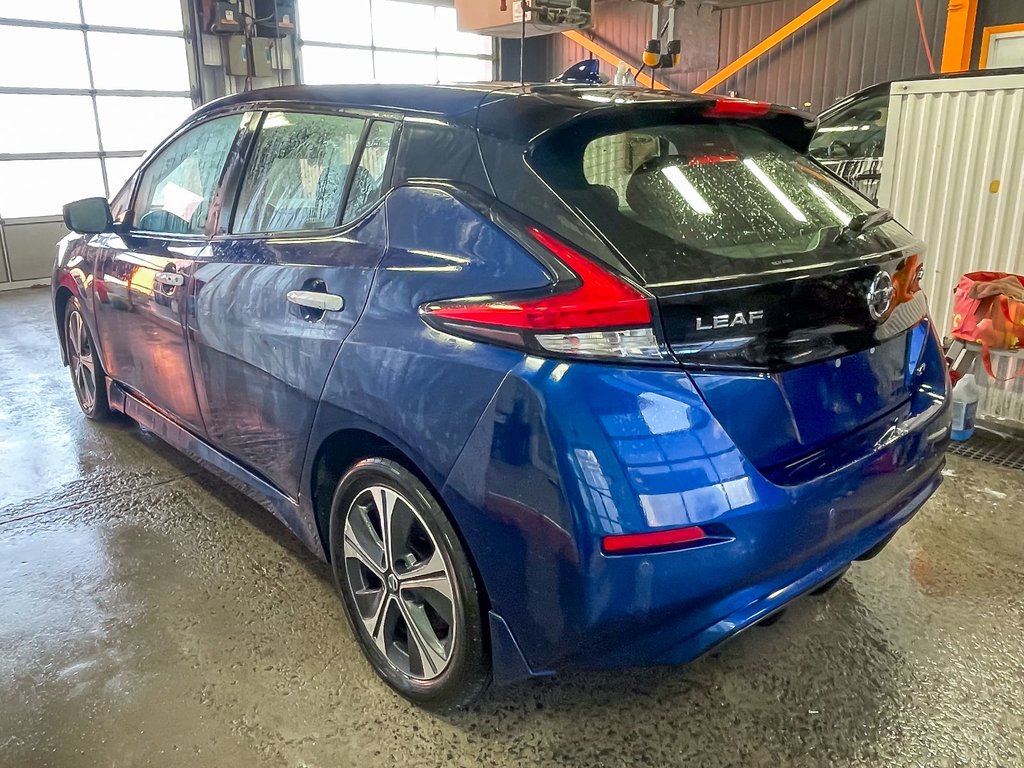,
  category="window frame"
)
[810,91,890,161]
[124,109,251,241]
[215,103,404,241]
